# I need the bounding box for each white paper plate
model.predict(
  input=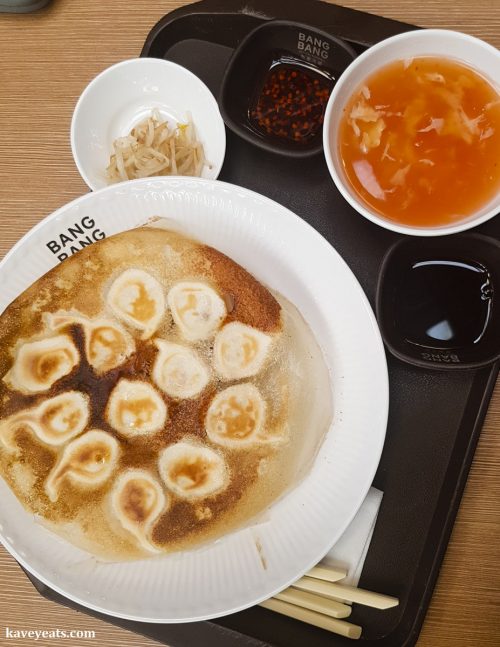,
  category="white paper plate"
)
[0,177,388,623]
